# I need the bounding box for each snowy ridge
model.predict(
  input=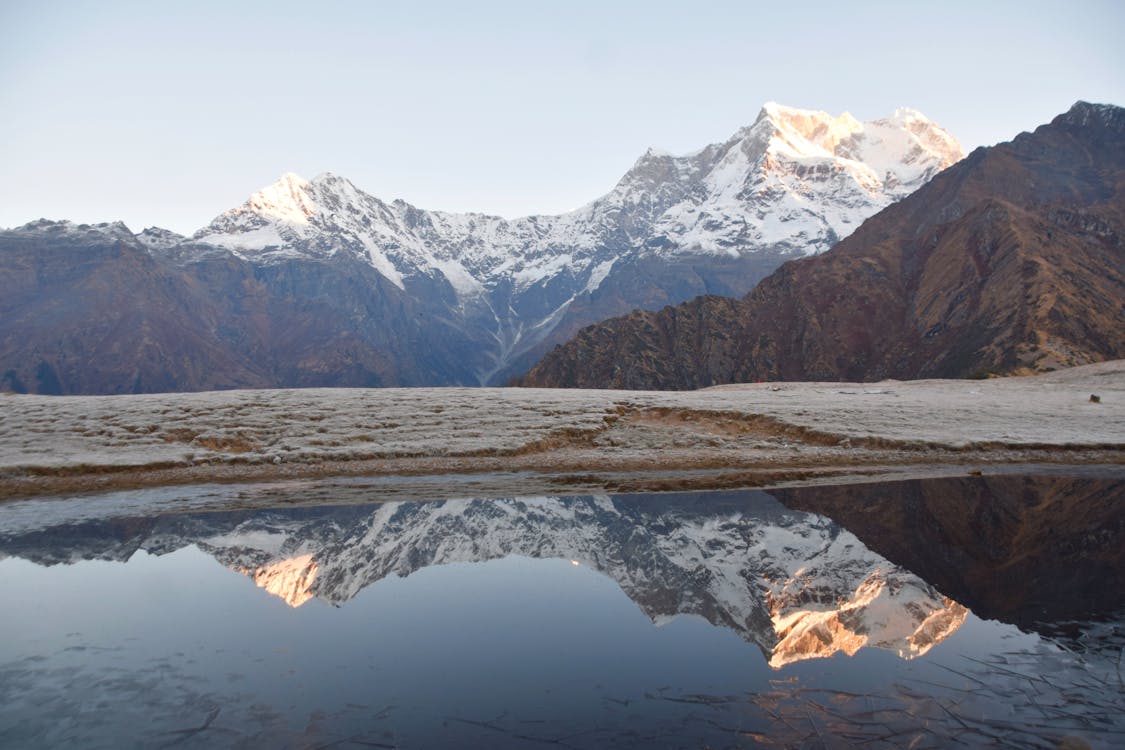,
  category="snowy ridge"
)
[12,218,138,244]
[194,103,962,275]
[133,226,189,251]
[177,494,966,666]
[184,105,960,382]
[11,101,963,274]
